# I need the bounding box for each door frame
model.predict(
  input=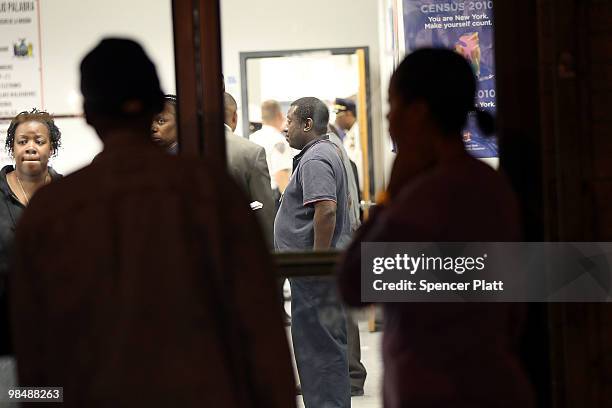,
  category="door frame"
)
[172,0,226,163]
[174,2,581,404]
[239,46,376,199]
